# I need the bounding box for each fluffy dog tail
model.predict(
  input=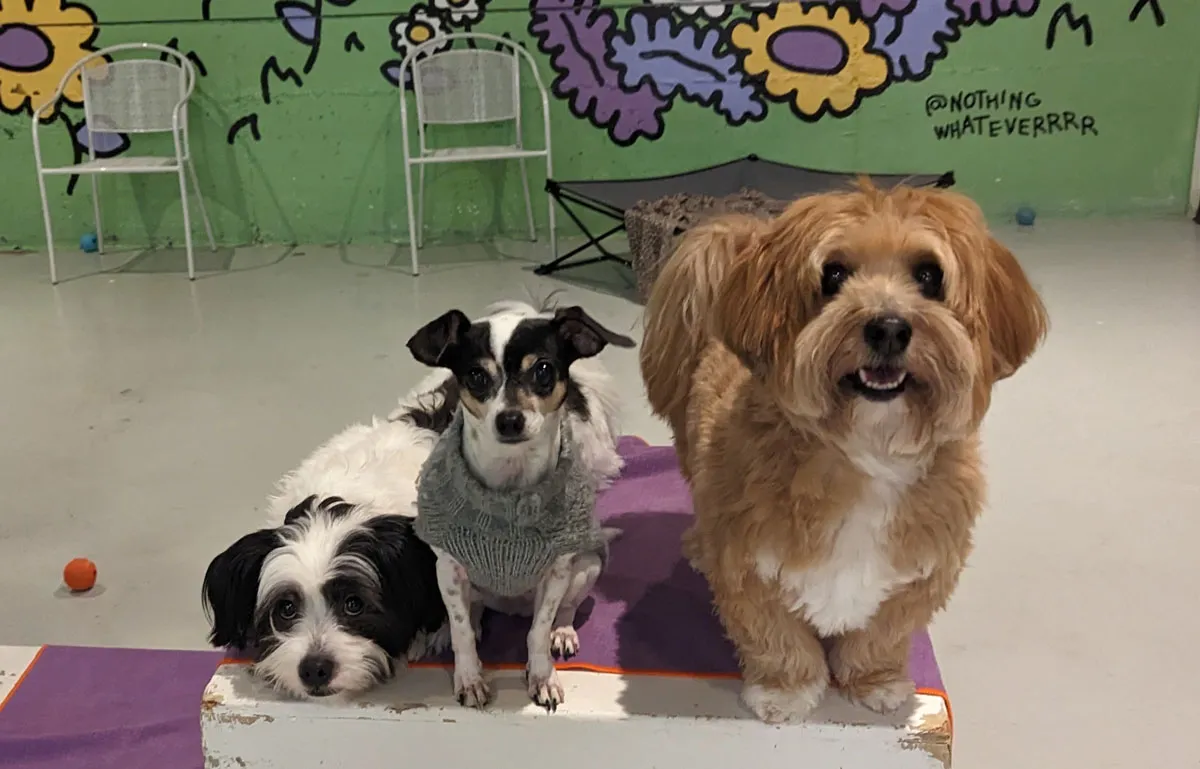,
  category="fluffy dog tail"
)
[639,215,762,461]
